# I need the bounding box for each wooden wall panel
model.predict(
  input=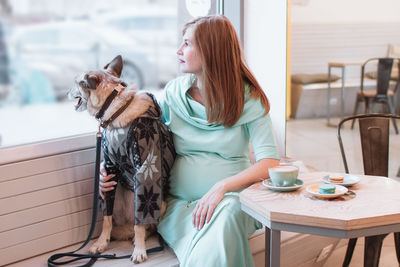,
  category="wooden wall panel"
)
[0,224,102,266]
[0,163,93,199]
[0,179,93,215]
[0,148,95,182]
[0,209,102,249]
[0,194,93,232]
[0,143,101,266]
